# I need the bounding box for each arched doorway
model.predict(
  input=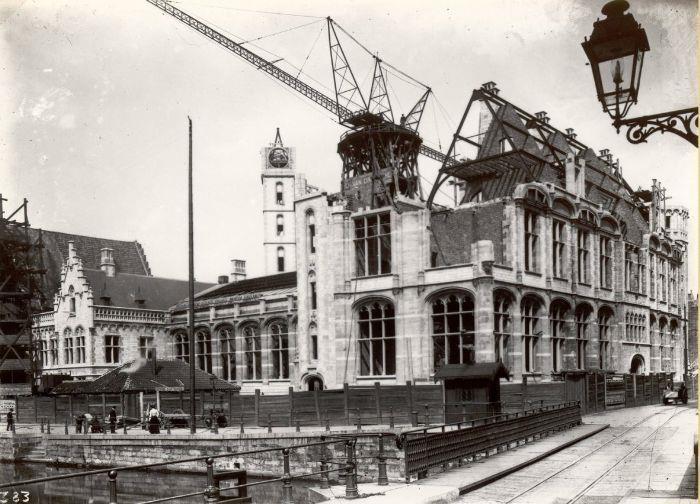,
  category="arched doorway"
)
[630,354,645,374]
[306,375,324,391]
